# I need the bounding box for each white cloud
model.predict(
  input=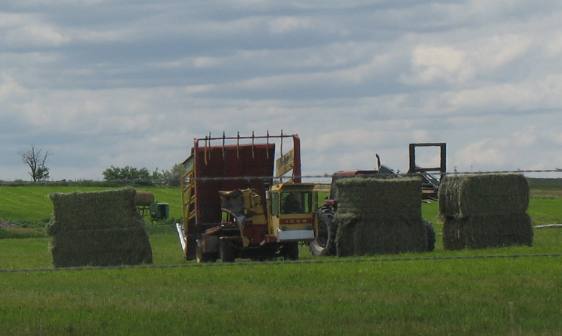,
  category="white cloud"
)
[409,45,471,84]
[0,76,25,100]
[268,16,311,34]
[0,13,69,48]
